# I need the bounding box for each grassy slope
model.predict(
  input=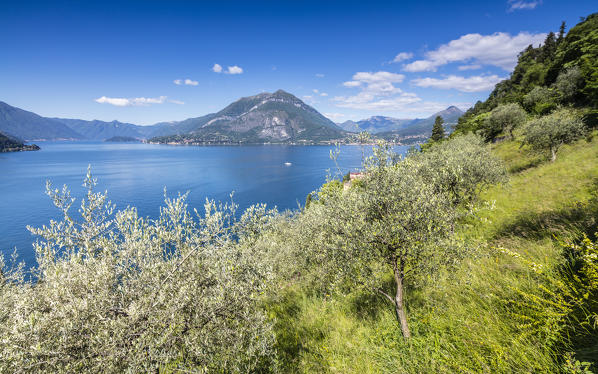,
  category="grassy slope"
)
[271,134,598,373]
